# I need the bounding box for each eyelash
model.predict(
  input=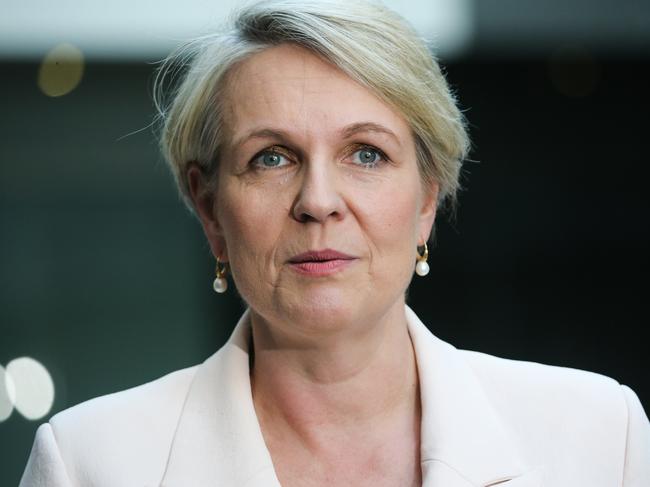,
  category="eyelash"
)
[249,144,389,170]
[250,147,291,170]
